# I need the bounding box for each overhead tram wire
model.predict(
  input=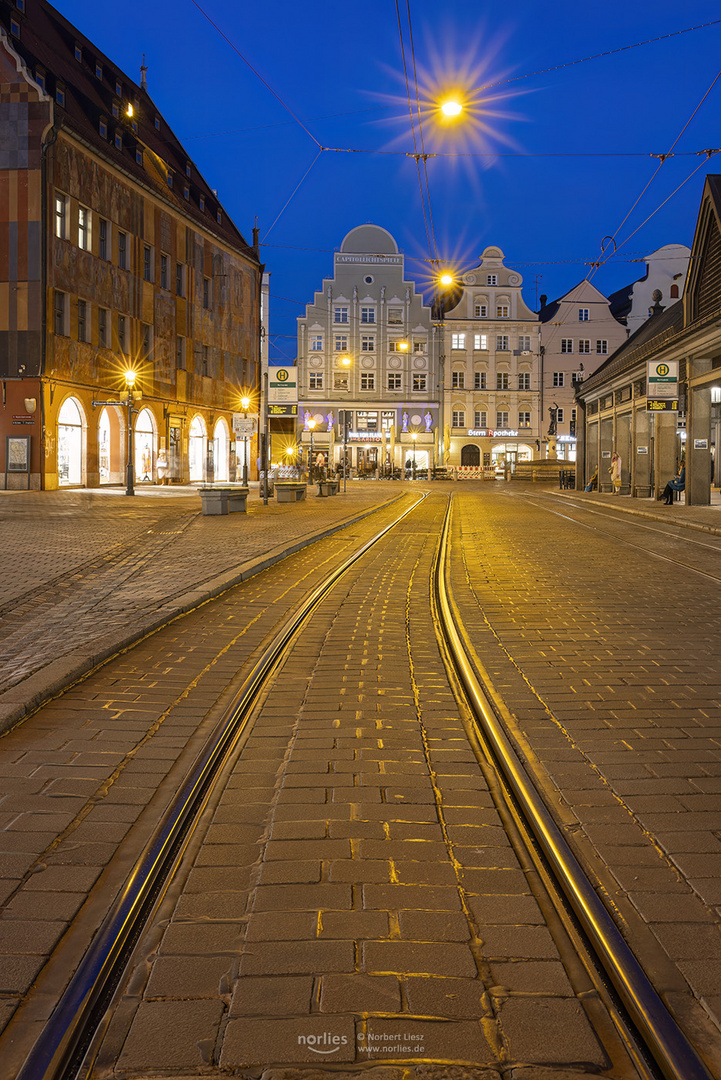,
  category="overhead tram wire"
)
[261,150,324,242]
[586,69,721,281]
[405,0,438,264]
